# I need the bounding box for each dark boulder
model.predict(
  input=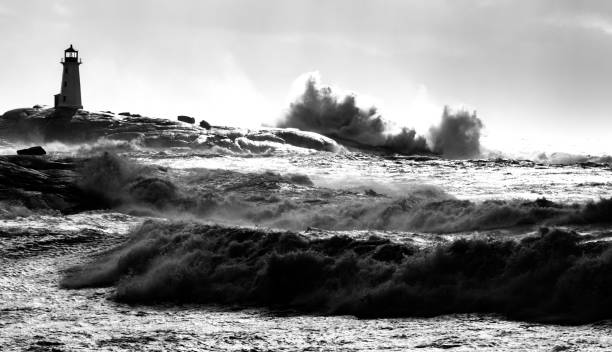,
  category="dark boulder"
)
[178,115,196,124]
[118,112,131,116]
[199,119,211,129]
[17,146,46,156]
[365,189,380,196]
[0,155,105,213]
